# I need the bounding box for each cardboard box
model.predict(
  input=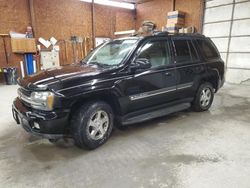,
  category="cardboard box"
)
[167,10,185,18]
[165,27,179,33]
[167,17,185,25]
[167,29,179,34]
[166,23,184,29]
[179,28,185,33]
[179,26,195,33]
[165,23,184,33]
[167,10,185,25]
[11,38,36,53]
